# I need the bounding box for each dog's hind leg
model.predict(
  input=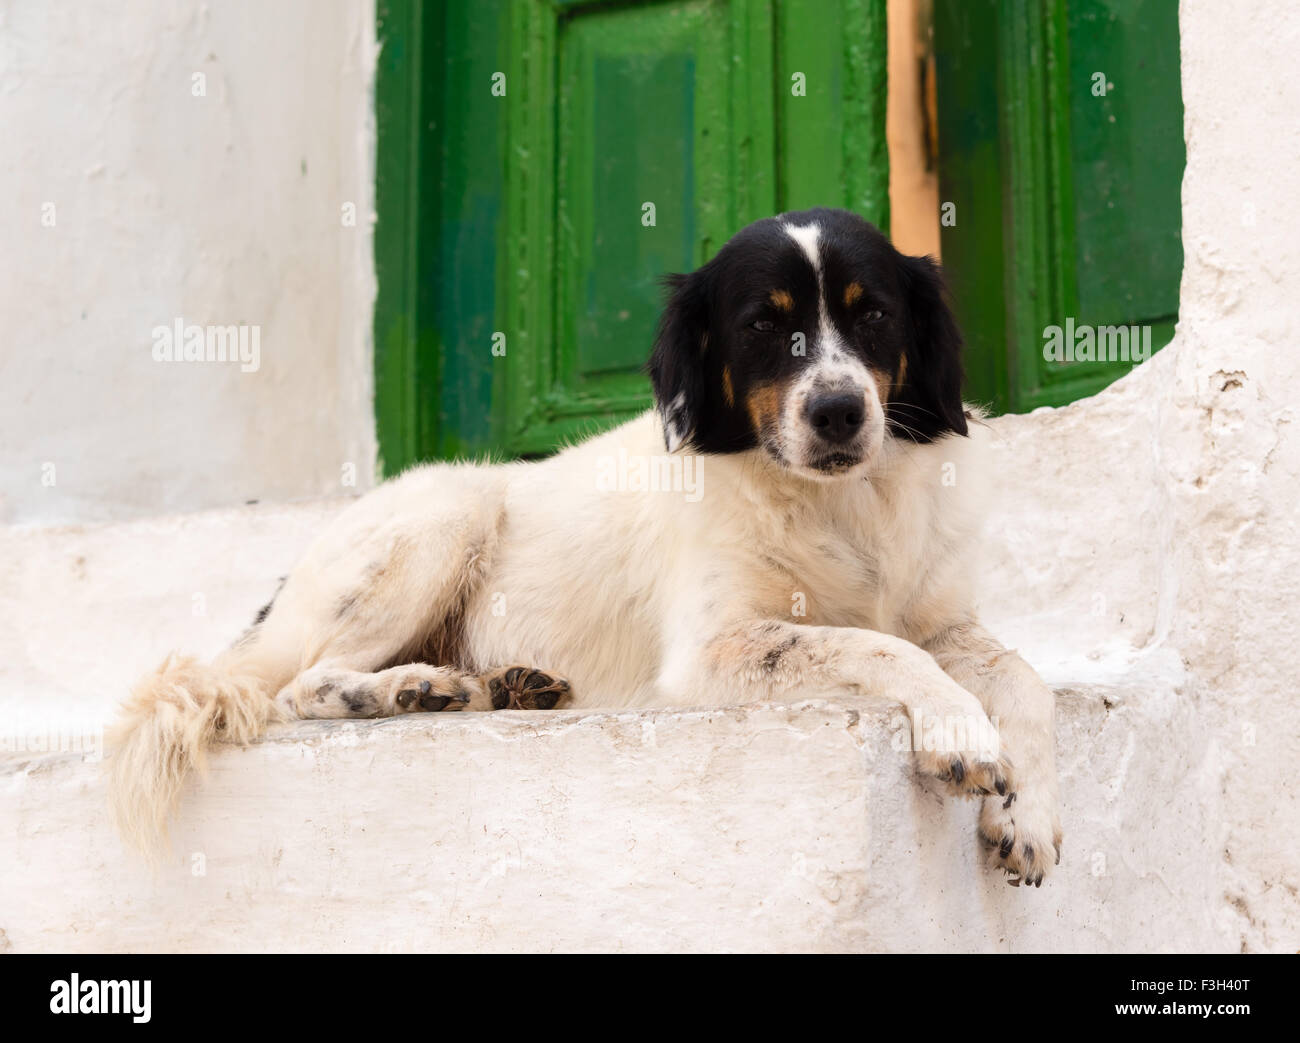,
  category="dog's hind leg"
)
[110,464,516,854]
[269,470,571,720]
[280,661,572,718]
